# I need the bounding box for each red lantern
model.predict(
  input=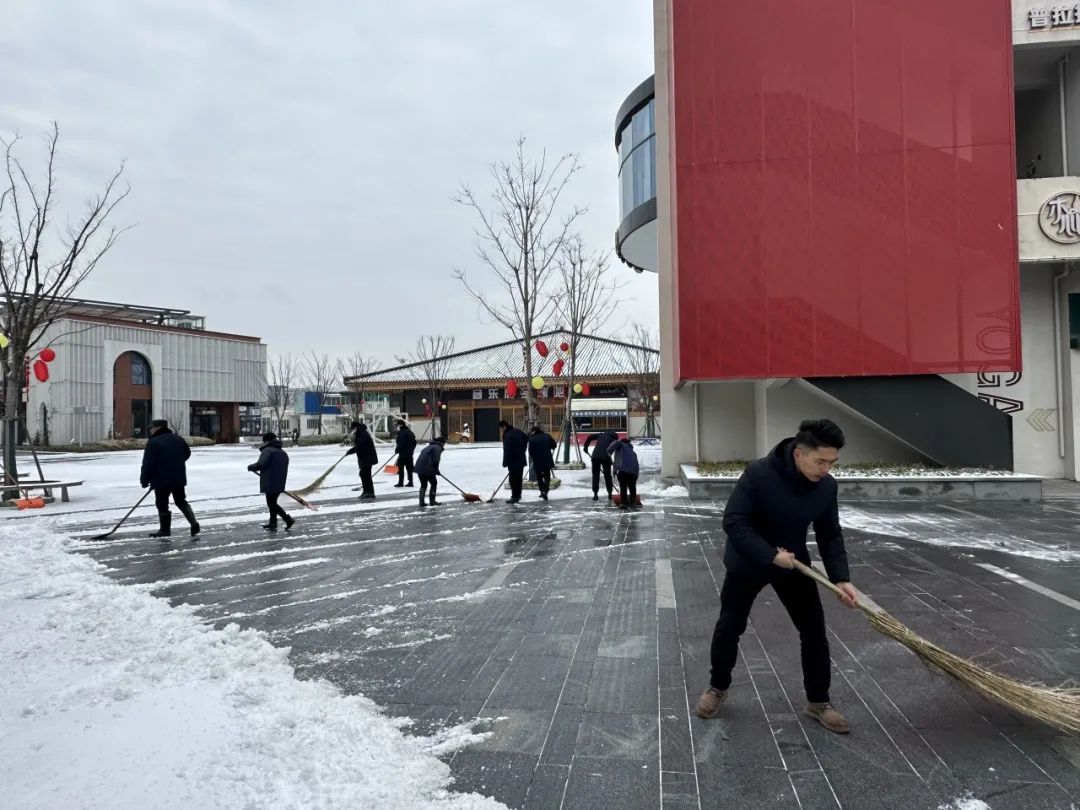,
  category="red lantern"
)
[552,358,565,377]
[39,347,56,363]
[506,379,518,399]
[581,382,591,396]
[32,360,49,383]
[559,342,570,353]
[535,340,549,358]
